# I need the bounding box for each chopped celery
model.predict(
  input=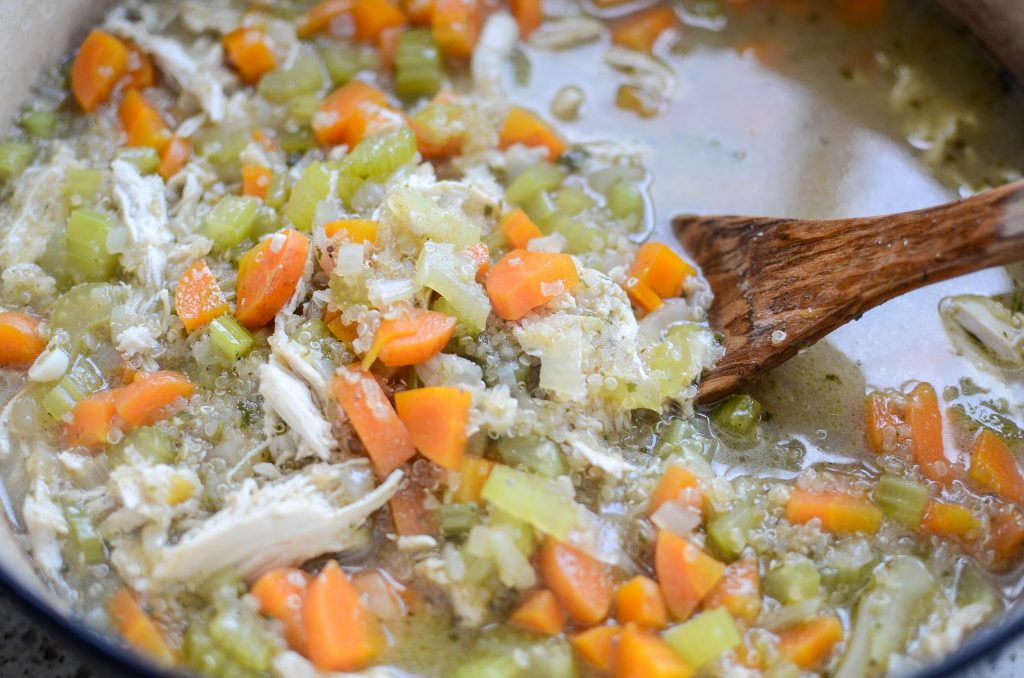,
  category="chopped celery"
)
[120,426,177,465]
[66,209,118,281]
[956,562,1001,612]
[480,465,577,541]
[196,127,250,167]
[293,319,331,346]
[433,296,481,338]
[0,140,34,181]
[389,189,481,246]
[639,323,715,407]
[521,191,557,227]
[522,638,577,678]
[554,186,595,216]
[764,558,821,604]
[505,162,567,206]
[258,55,324,102]
[50,283,119,350]
[264,173,289,210]
[341,126,417,181]
[20,111,57,138]
[208,608,275,671]
[548,214,605,254]
[64,505,105,565]
[278,128,315,154]
[821,538,876,596]
[284,162,331,231]
[318,43,360,85]
[64,168,105,206]
[606,179,645,223]
[210,316,254,360]
[706,502,761,561]
[185,619,261,678]
[251,204,282,239]
[395,29,443,99]
[411,103,465,153]
[872,475,928,526]
[204,196,259,249]
[452,654,520,678]
[415,242,491,331]
[711,394,761,437]
[664,608,742,668]
[497,436,567,478]
[288,93,322,124]
[114,146,160,174]
[438,502,479,538]
[42,355,103,421]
